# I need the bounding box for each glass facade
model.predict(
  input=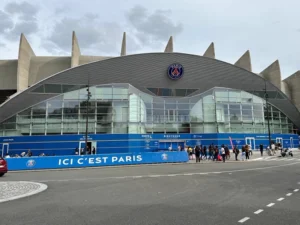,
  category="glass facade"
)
[0,84,295,136]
